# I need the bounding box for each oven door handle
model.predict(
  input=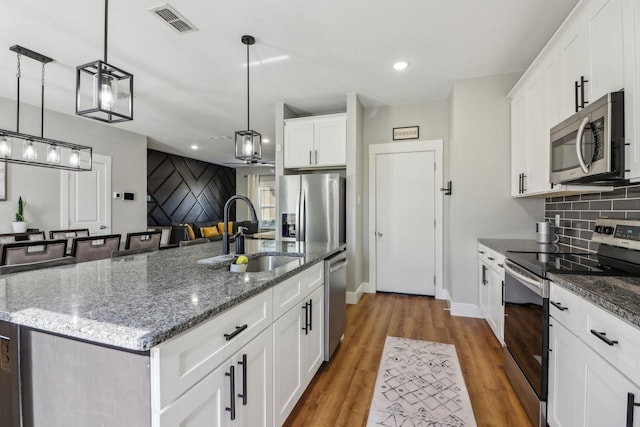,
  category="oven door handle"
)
[576,116,591,173]
[504,262,544,296]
